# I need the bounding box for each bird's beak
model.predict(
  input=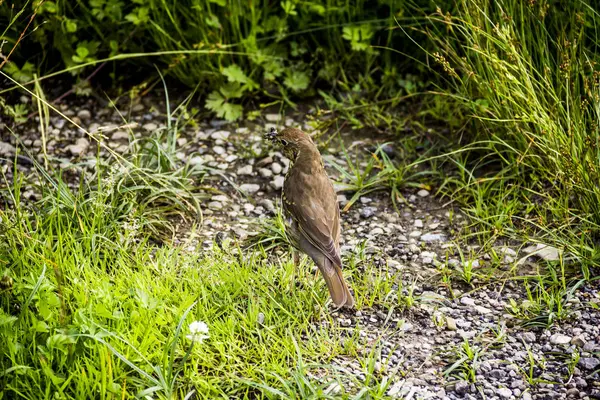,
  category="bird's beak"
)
[264,127,278,142]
